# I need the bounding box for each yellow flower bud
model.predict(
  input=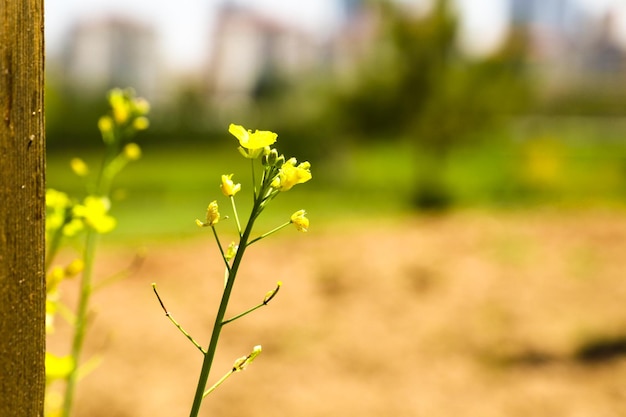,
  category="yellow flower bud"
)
[263,281,282,304]
[220,174,241,197]
[133,97,151,115]
[232,345,262,372]
[132,116,150,131]
[109,89,130,124]
[197,201,220,227]
[98,115,116,144]
[123,143,142,160]
[290,210,309,232]
[98,116,114,134]
[47,266,65,286]
[65,259,84,277]
[70,158,89,177]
